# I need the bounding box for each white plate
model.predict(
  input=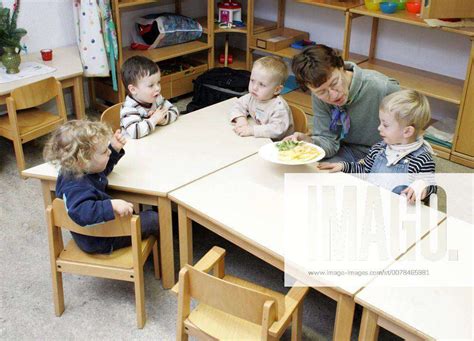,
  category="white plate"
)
[258,141,326,165]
